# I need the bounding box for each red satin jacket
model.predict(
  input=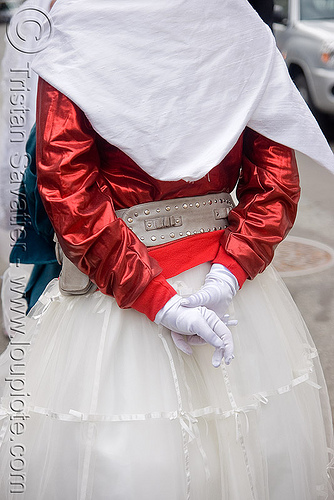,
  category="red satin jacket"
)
[36,79,300,320]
